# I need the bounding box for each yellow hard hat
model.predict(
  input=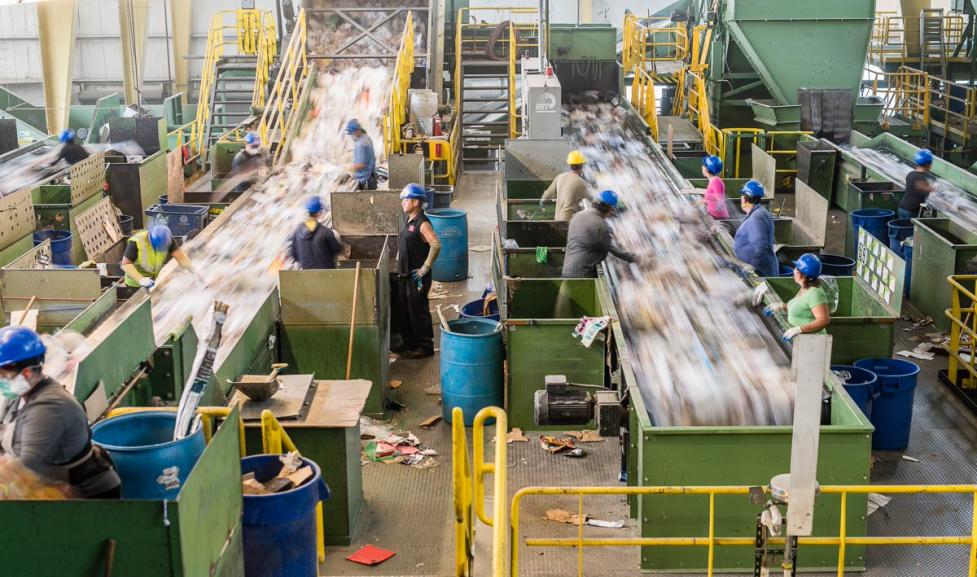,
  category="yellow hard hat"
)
[566,150,587,166]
